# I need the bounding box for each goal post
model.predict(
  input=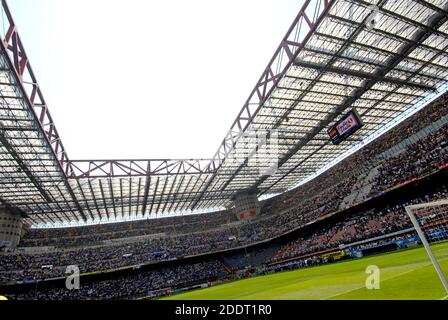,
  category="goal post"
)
[405,200,448,293]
